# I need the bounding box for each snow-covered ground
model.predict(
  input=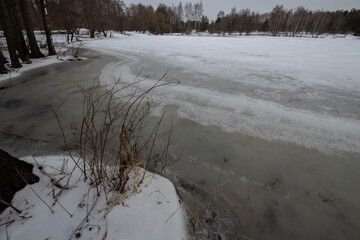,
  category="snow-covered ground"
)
[0,32,86,83]
[85,34,360,154]
[0,56,61,83]
[0,156,187,240]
